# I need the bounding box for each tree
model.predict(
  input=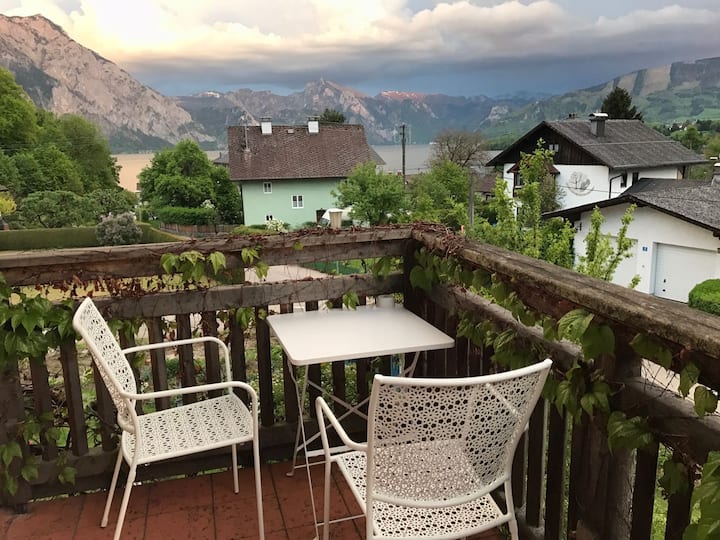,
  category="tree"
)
[430,129,486,168]
[89,188,138,217]
[407,160,469,228]
[333,162,405,225]
[673,125,706,153]
[212,167,243,223]
[0,67,38,155]
[471,178,574,268]
[470,140,573,267]
[576,205,639,287]
[31,144,83,194]
[601,87,643,120]
[9,153,43,198]
[53,114,120,191]
[0,151,21,196]
[519,139,563,213]
[15,191,99,228]
[705,134,720,160]
[319,108,345,124]
[139,140,214,208]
